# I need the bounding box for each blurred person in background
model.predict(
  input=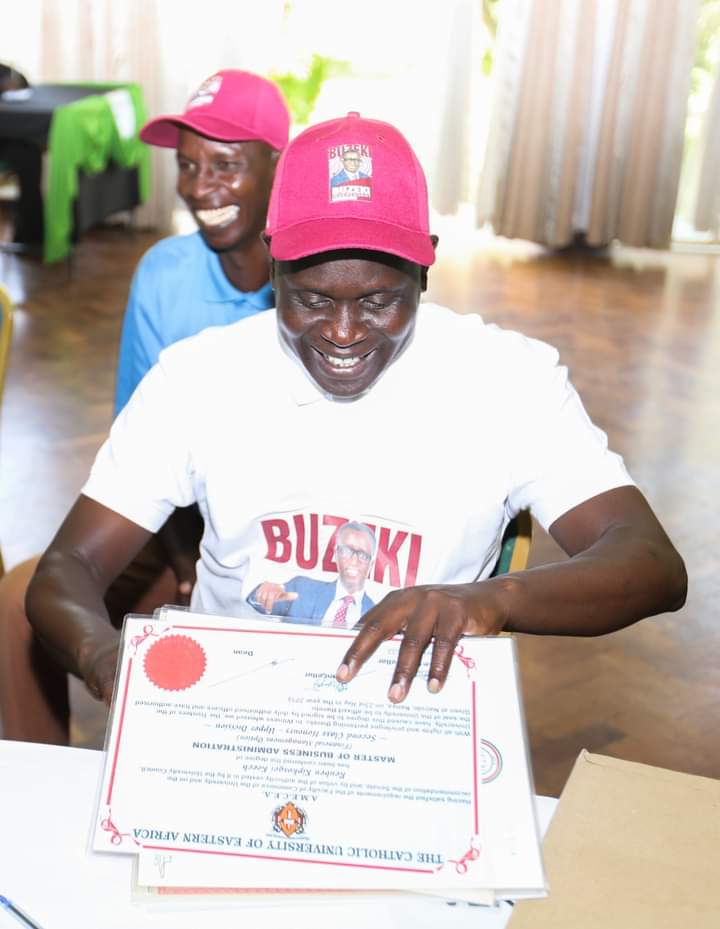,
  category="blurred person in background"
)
[0,70,289,745]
